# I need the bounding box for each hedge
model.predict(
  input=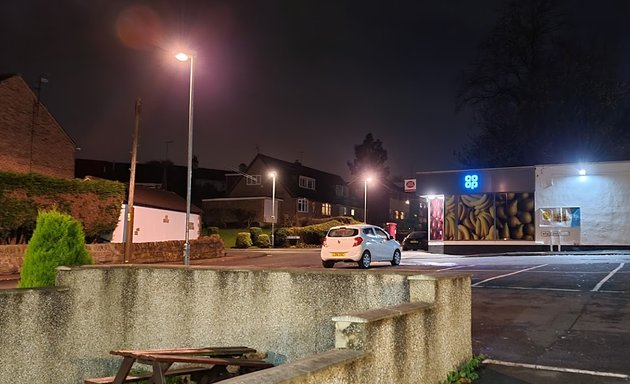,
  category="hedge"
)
[288,219,361,245]
[0,171,125,244]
